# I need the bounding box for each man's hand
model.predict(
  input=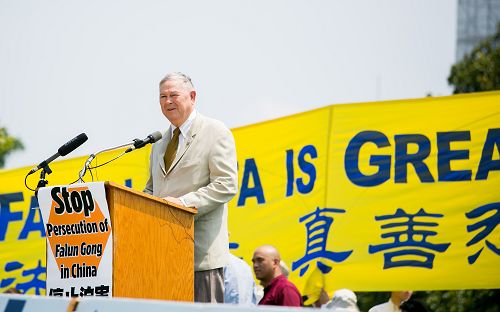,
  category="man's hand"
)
[164,196,184,206]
